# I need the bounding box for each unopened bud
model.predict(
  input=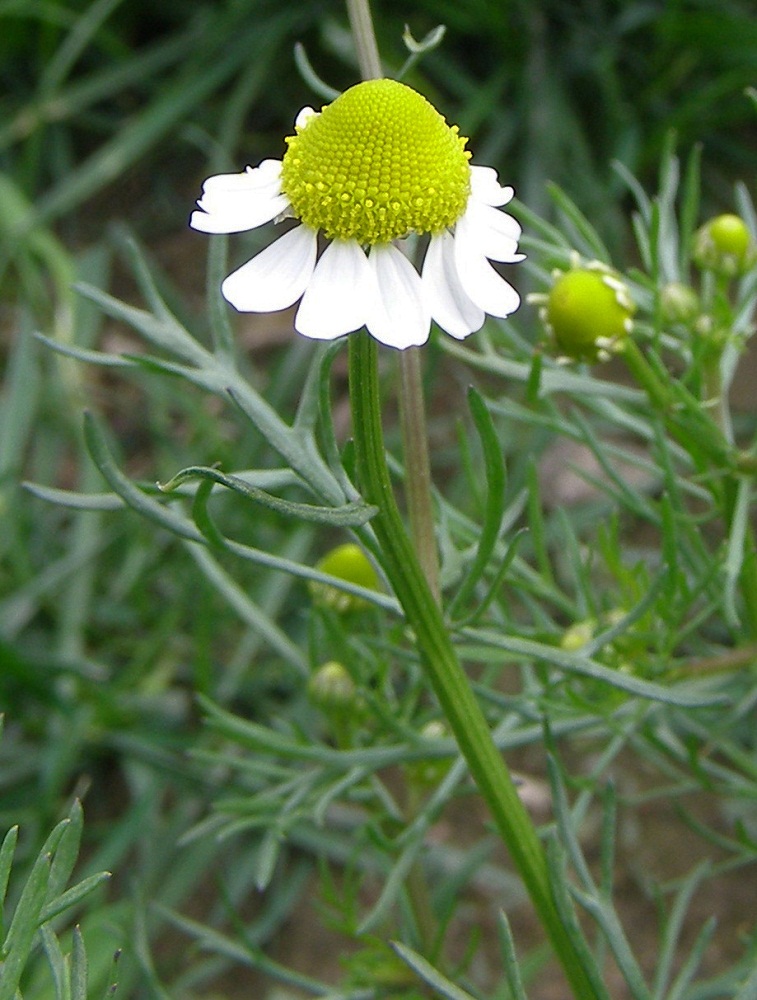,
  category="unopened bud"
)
[542,265,635,362]
[660,282,700,325]
[308,661,357,710]
[560,619,595,651]
[406,719,451,787]
[309,542,379,612]
[693,214,755,277]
